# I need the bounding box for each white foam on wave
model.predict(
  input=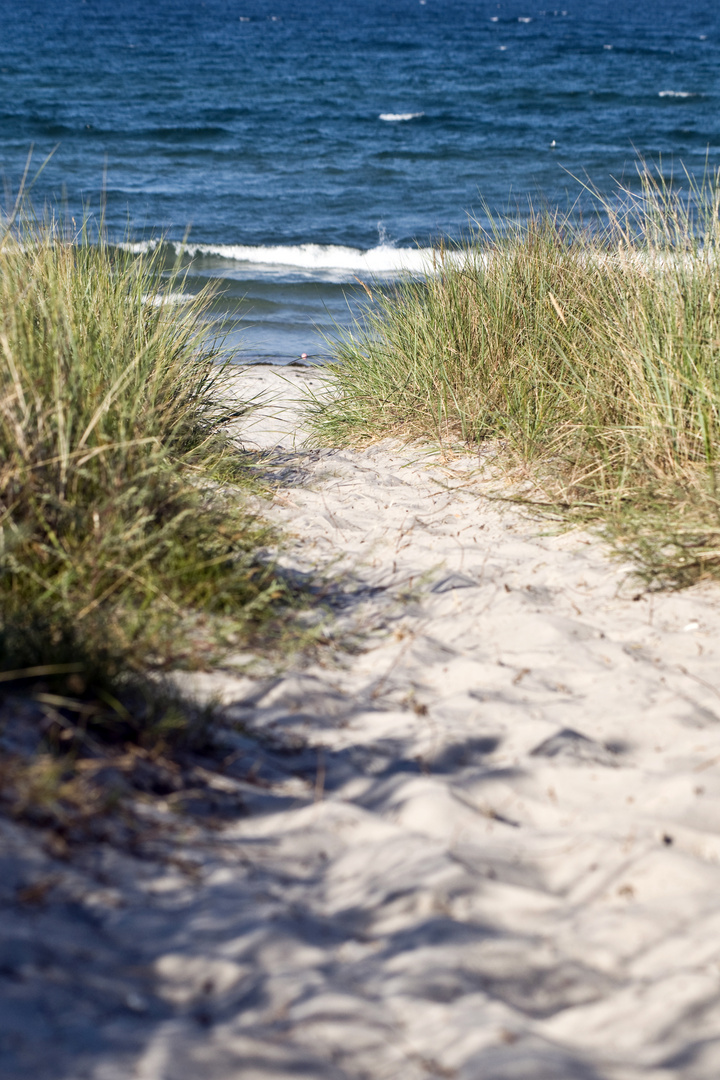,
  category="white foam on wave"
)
[379,112,424,122]
[118,239,161,254]
[179,241,444,277]
[518,16,533,22]
[118,239,471,280]
[143,291,189,308]
[659,90,698,98]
